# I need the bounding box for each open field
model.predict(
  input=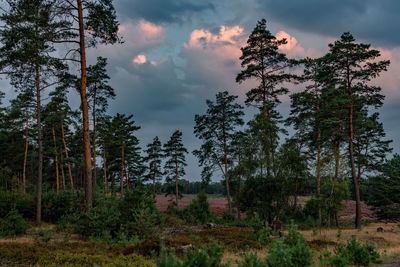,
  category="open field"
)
[1,222,400,266]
